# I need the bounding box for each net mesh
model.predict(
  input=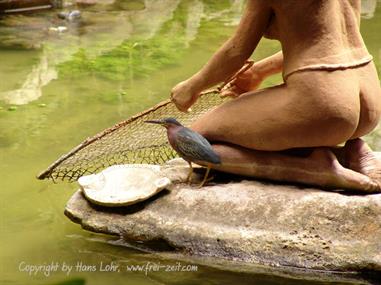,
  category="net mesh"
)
[38,61,253,182]
[38,90,229,182]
